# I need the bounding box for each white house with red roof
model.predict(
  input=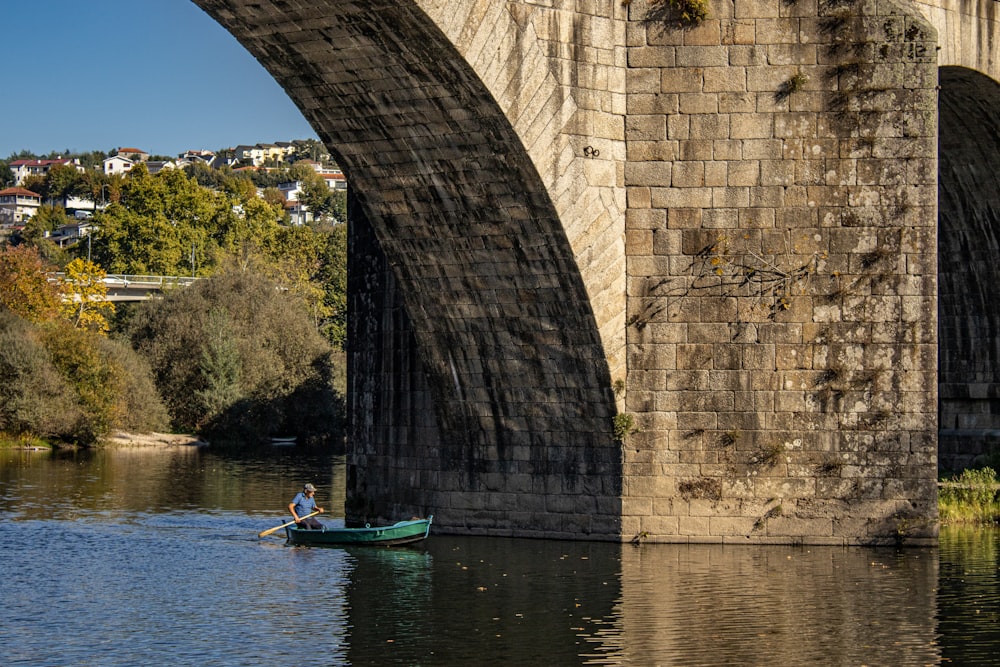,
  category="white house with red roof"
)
[0,187,42,225]
[9,158,82,185]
